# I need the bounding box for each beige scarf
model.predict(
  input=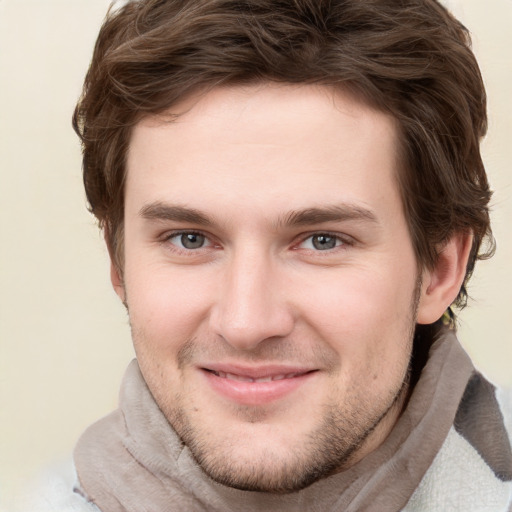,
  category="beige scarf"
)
[74,328,476,512]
